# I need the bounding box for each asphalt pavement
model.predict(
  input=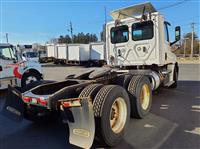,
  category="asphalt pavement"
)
[0,64,199,149]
